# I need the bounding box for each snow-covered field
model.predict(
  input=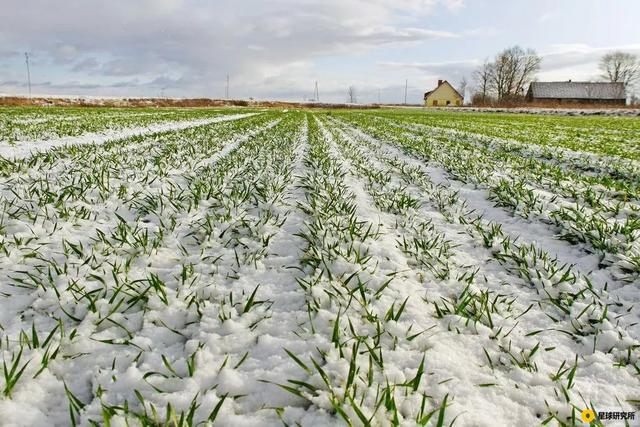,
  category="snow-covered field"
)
[0,107,638,426]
